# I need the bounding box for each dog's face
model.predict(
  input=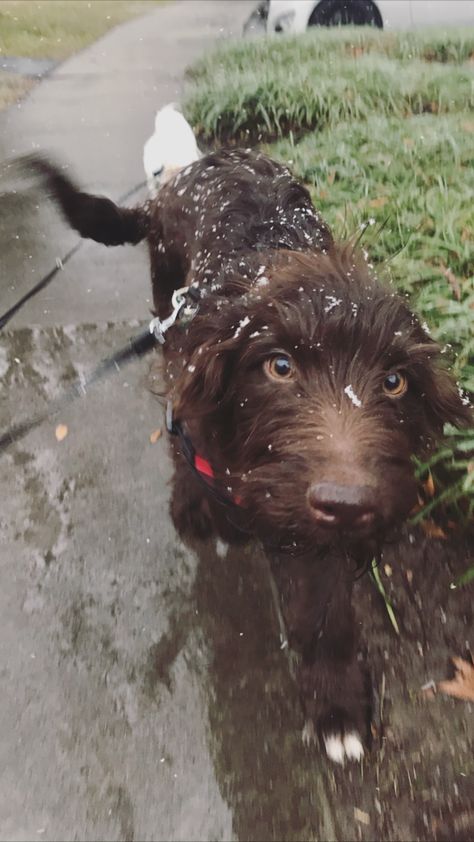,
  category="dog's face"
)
[174,249,470,552]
